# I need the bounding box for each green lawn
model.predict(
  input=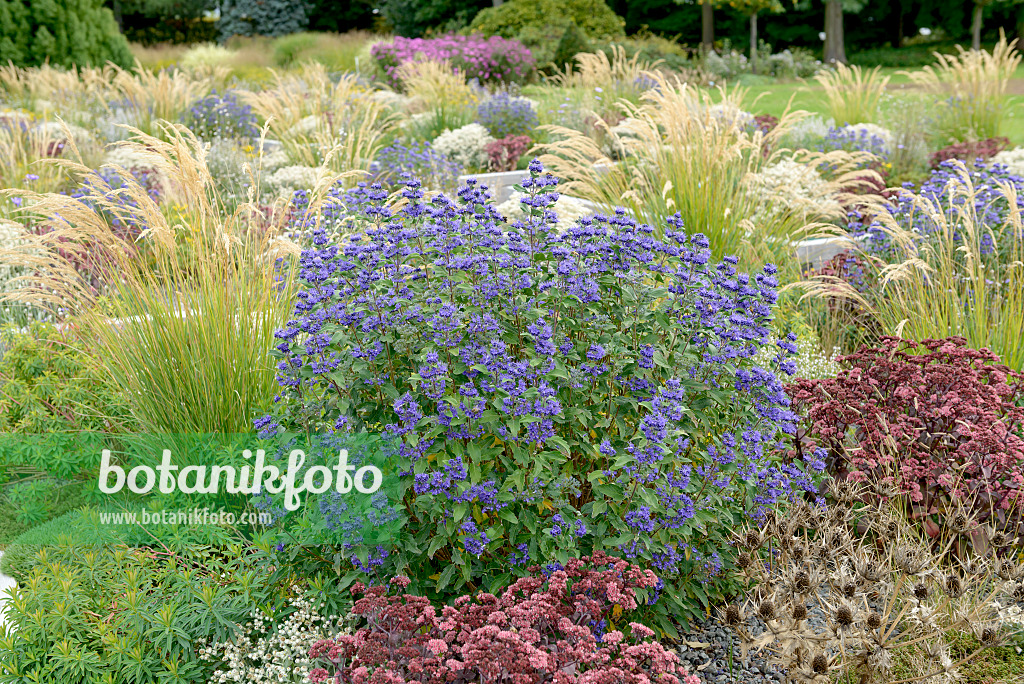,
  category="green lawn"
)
[723,66,1024,146]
